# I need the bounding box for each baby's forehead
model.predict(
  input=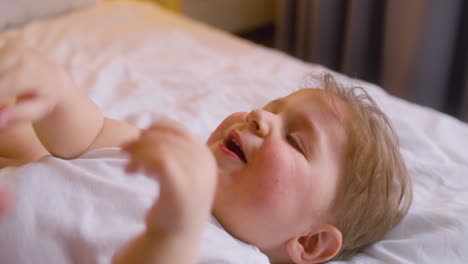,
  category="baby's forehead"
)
[266,88,320,106]
[277,88,335,102]
[294,89,353,131]
[275,89,347,112]
[292,88,337,98]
